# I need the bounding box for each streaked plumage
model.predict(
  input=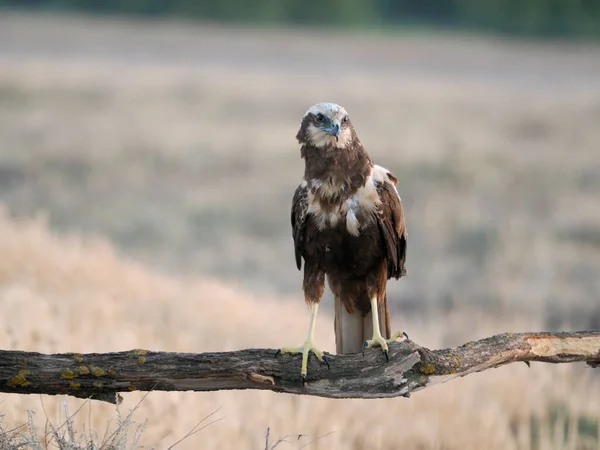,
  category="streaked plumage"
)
[279,102,408,379]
